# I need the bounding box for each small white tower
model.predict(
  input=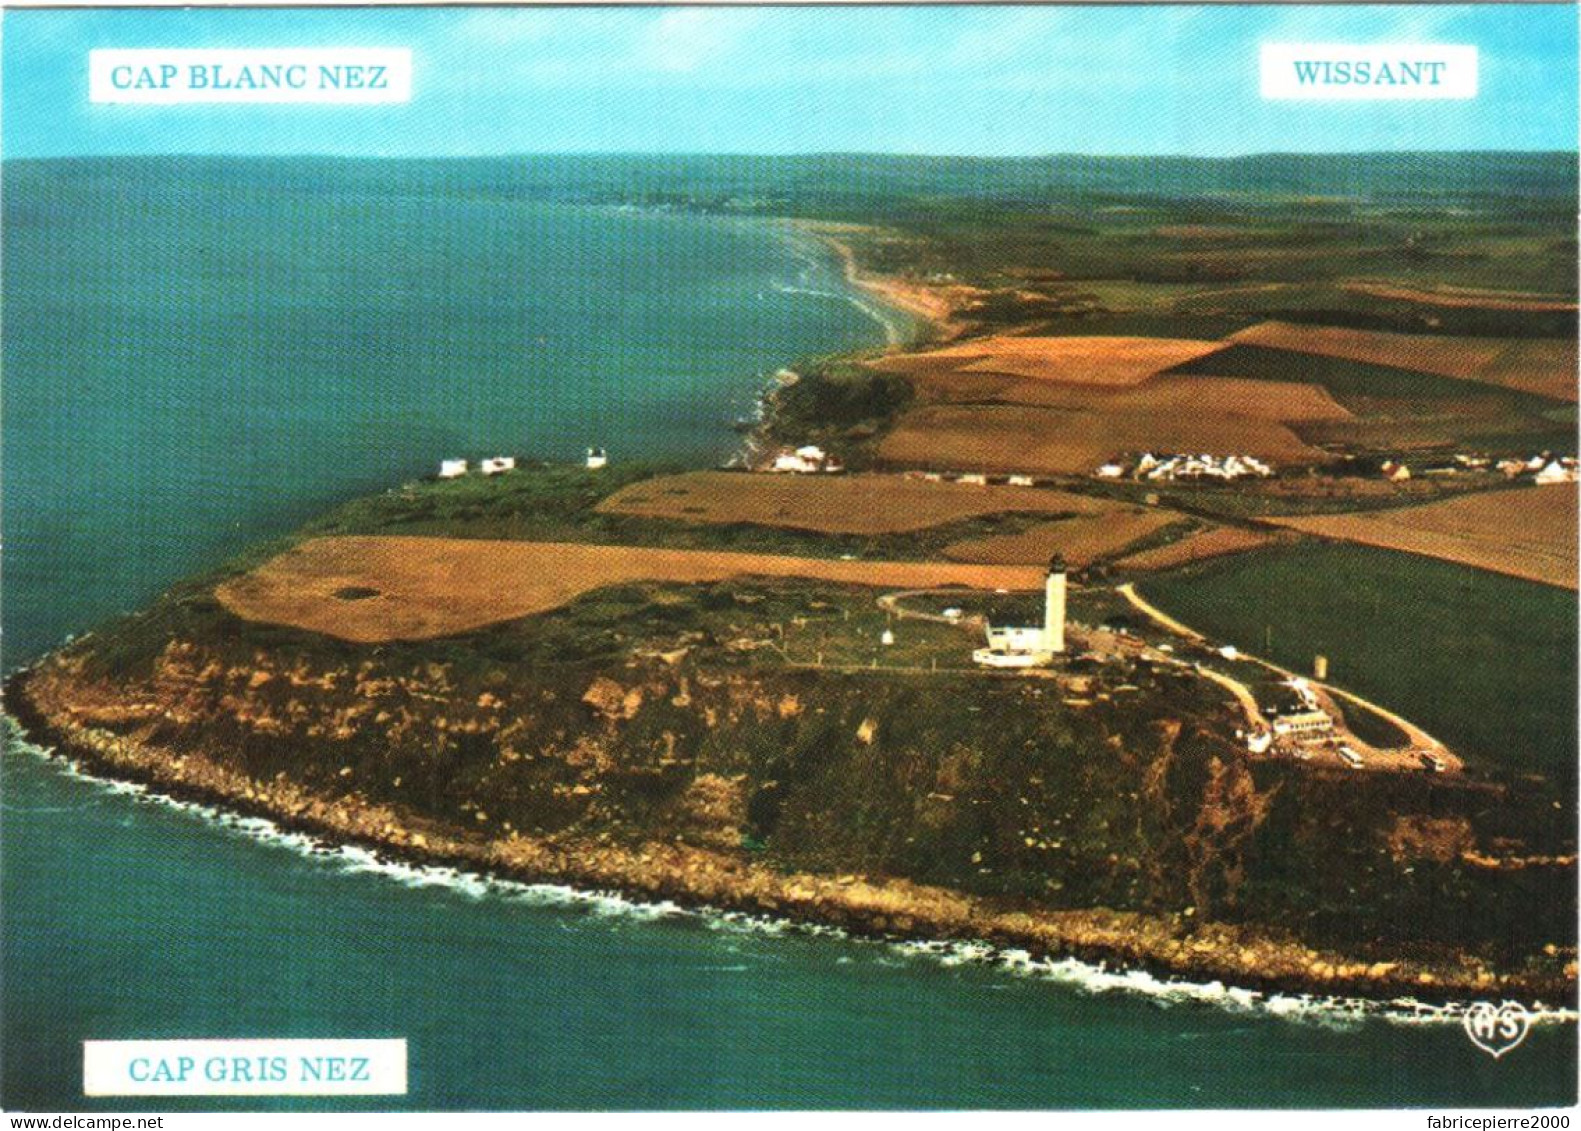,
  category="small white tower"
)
[1044,554,1067,654]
